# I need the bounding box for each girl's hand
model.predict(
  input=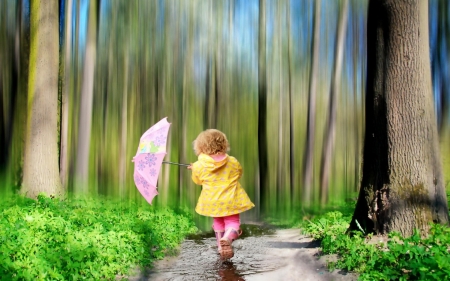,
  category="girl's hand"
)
[187,164,193,170]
